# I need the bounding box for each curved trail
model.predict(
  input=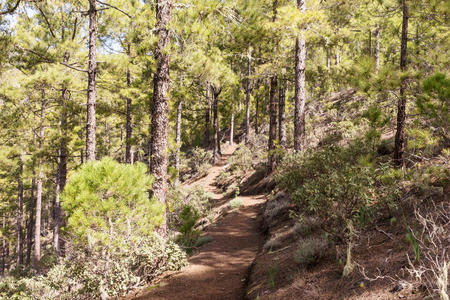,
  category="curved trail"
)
[132,145,265,300]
